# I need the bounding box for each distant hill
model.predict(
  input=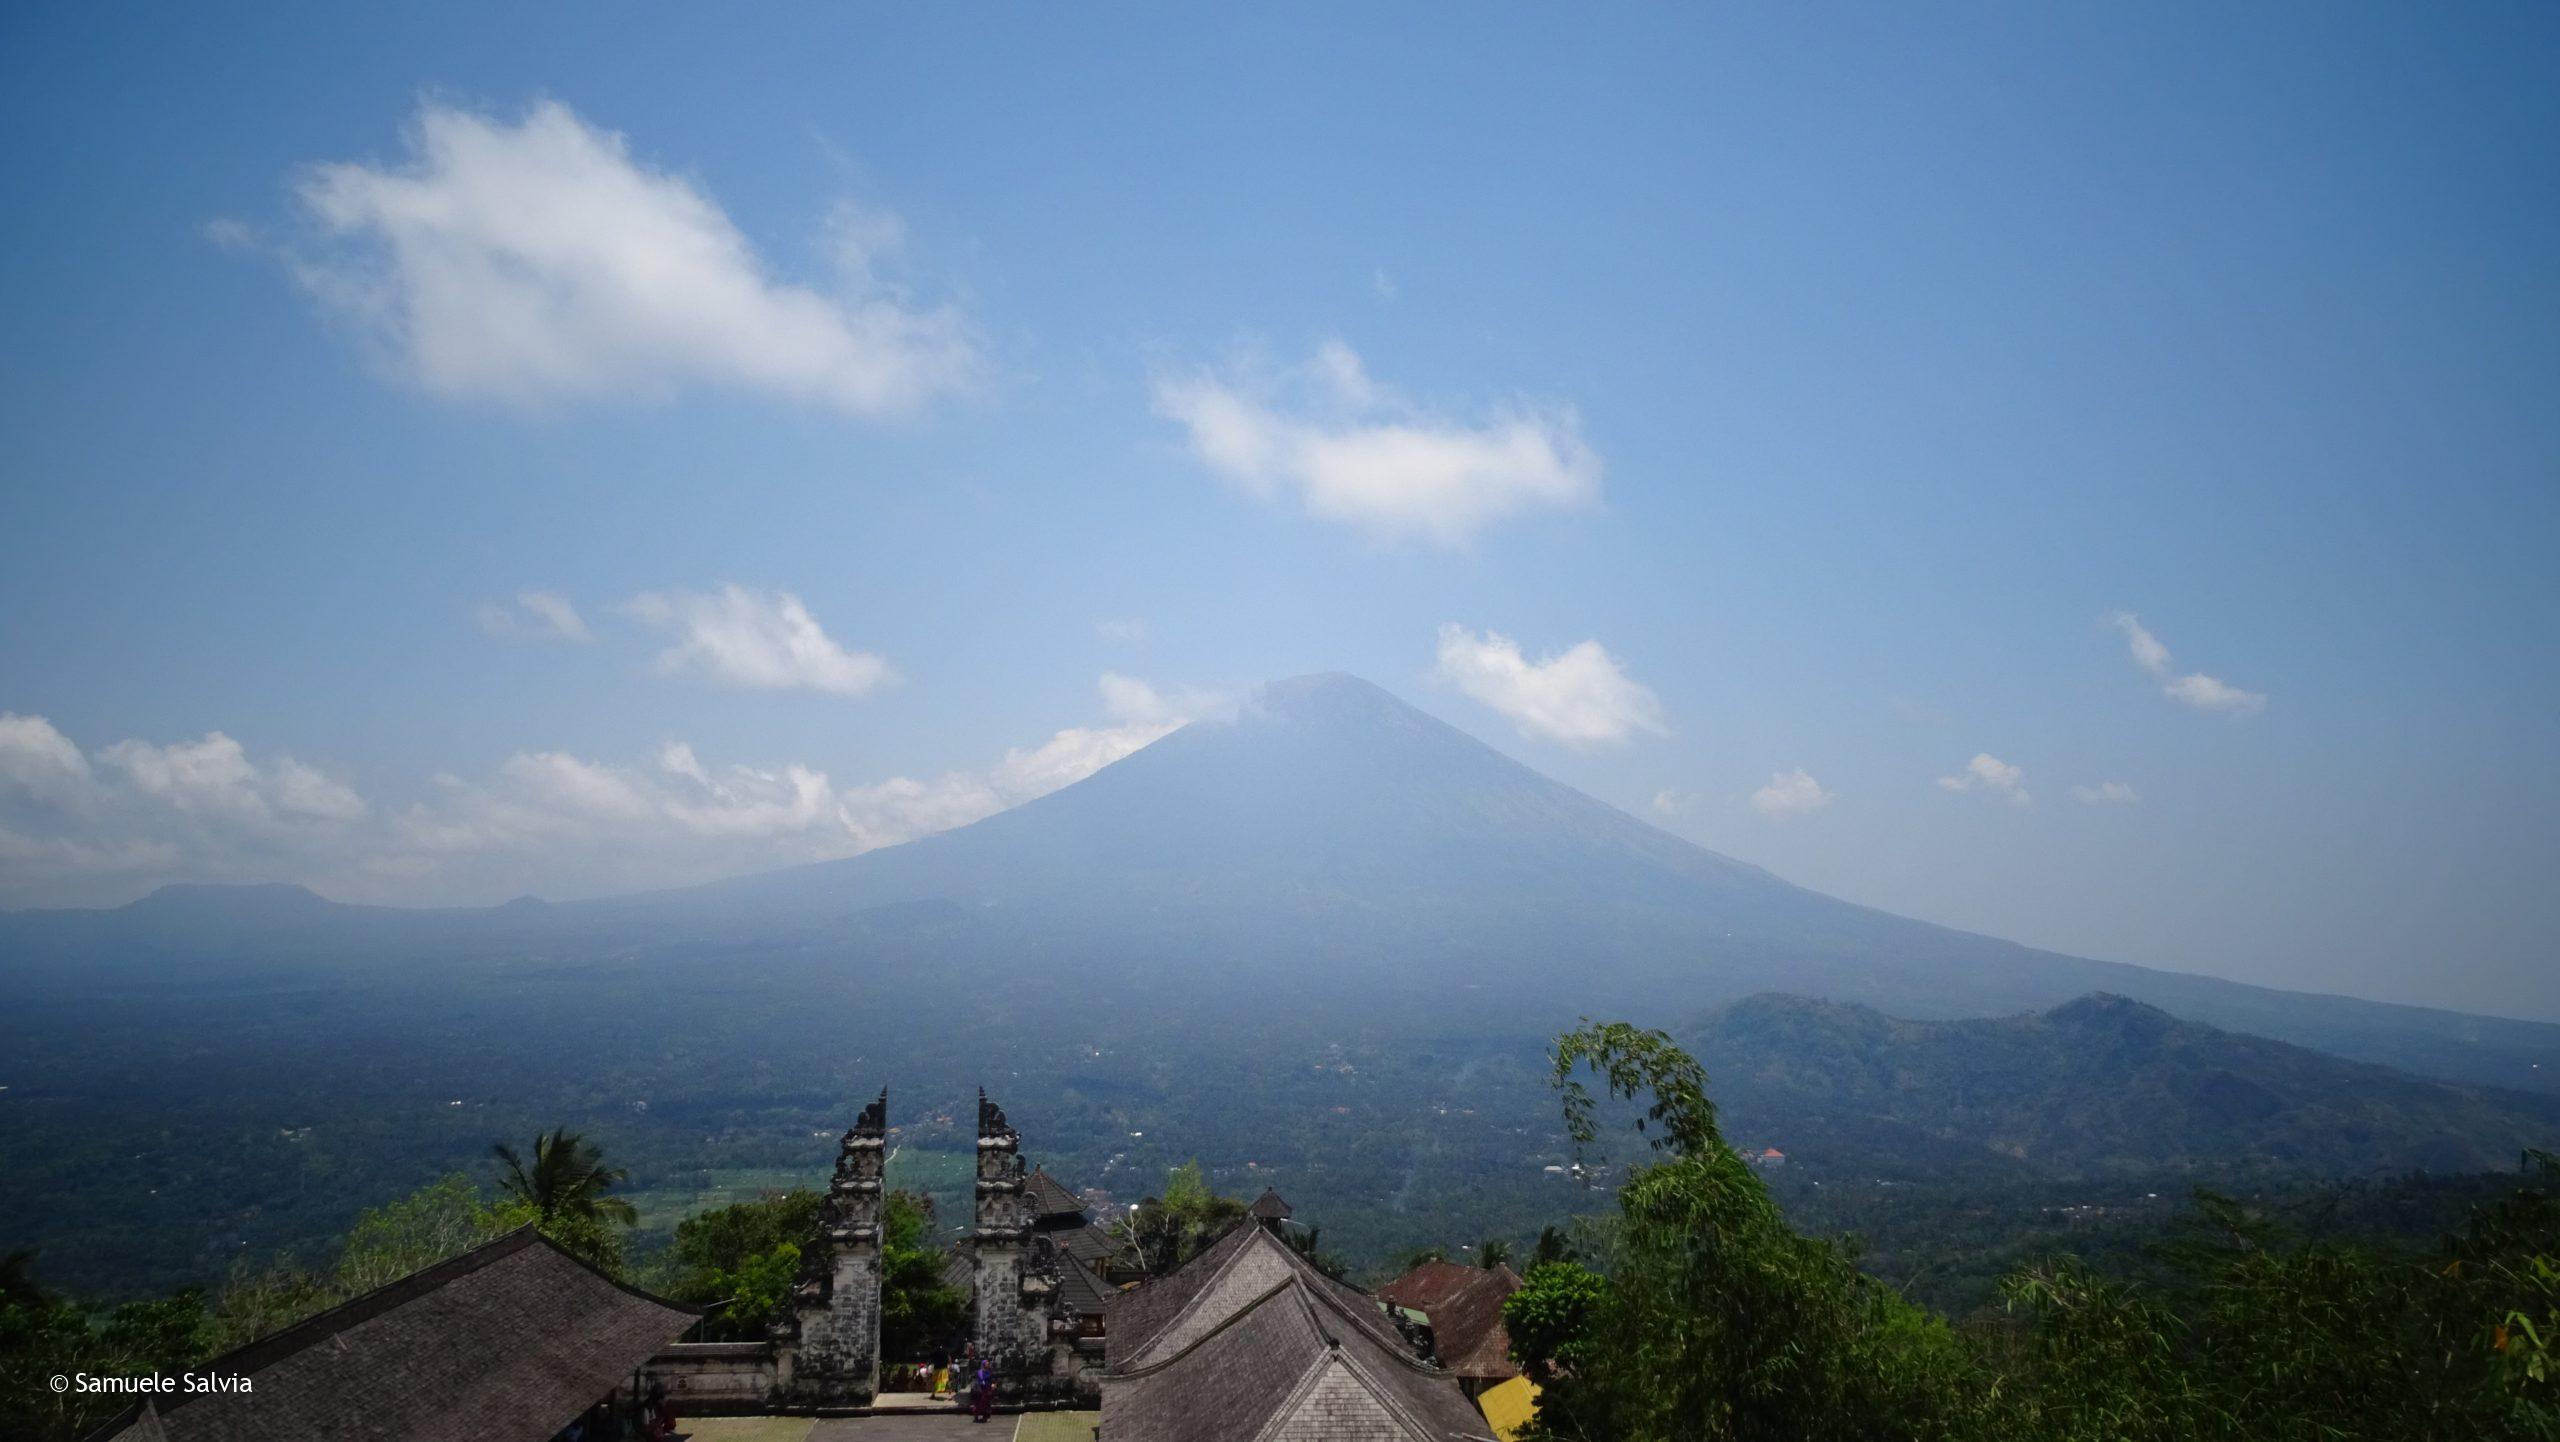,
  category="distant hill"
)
[1695,992,2560,1178]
